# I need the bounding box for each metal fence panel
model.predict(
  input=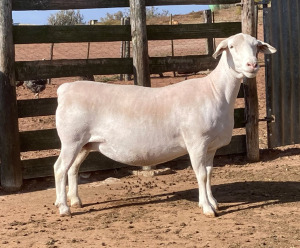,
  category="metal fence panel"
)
[264,0,300,148]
